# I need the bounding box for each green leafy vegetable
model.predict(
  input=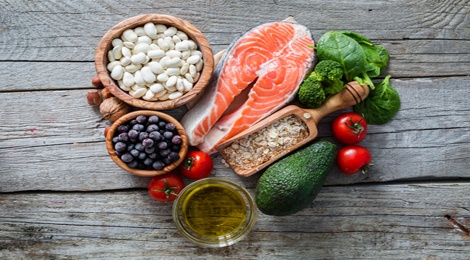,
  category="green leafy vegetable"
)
[298,73,326,108]
[353,75,400,125]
